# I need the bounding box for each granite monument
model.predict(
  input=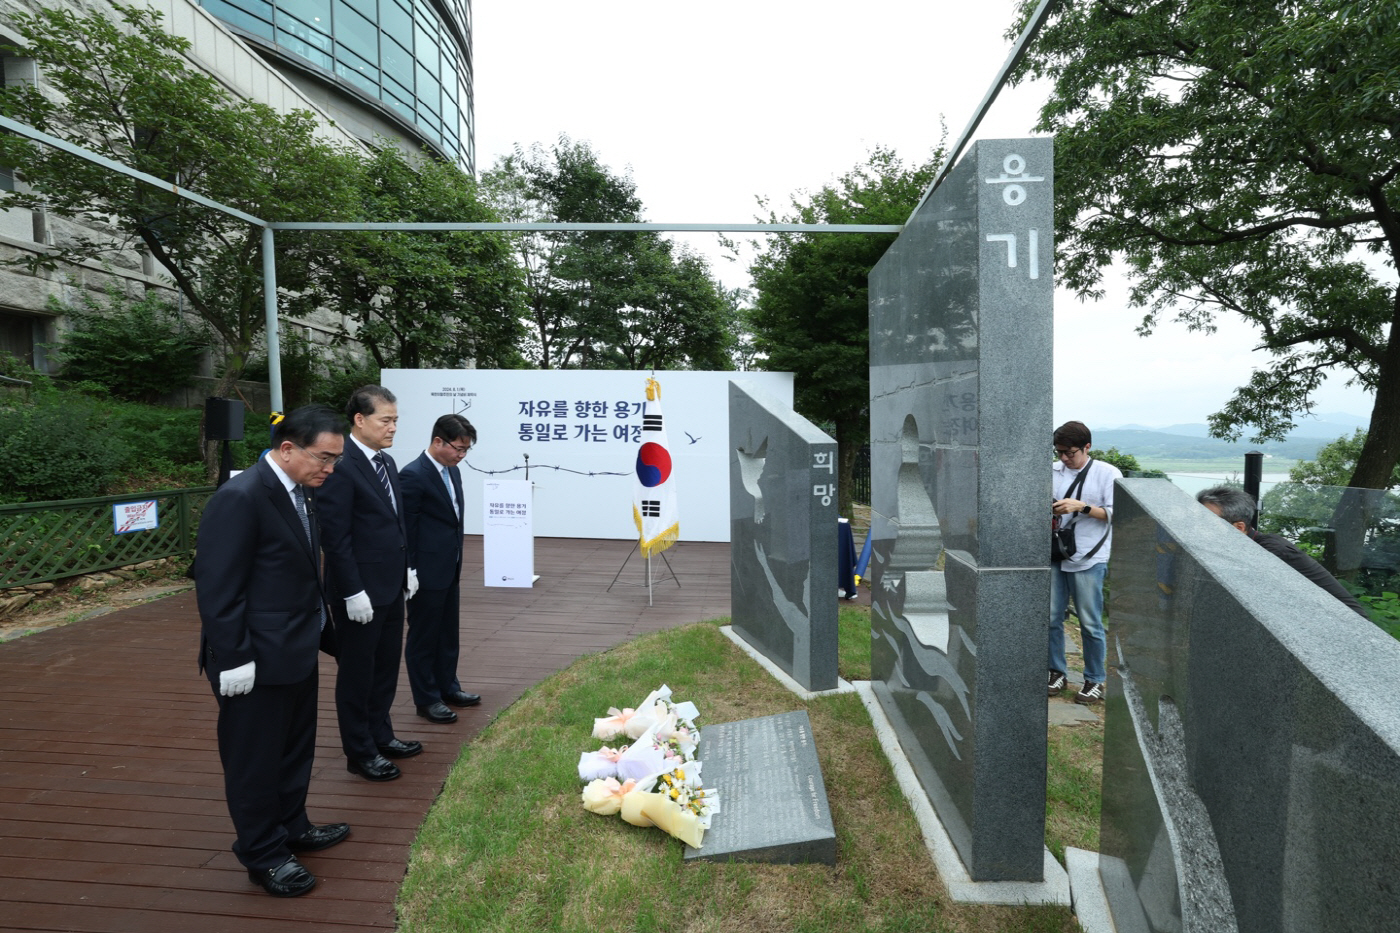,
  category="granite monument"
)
[867,138,1055,882]
[1100,478,1400,933]
[728,382,840,692]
